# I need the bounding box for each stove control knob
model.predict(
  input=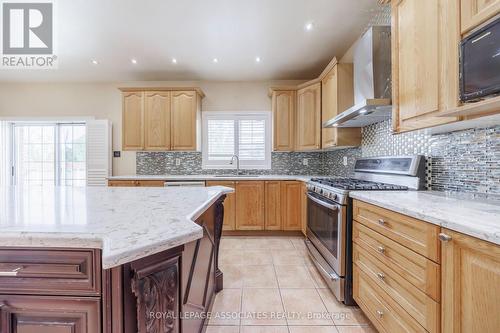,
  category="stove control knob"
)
[330,193,337,200]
